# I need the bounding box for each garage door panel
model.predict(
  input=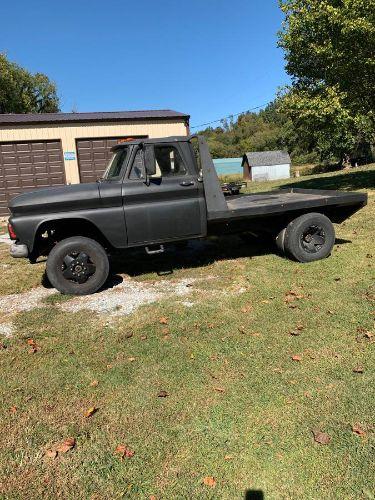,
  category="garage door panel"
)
[19,166,34,175]
[2,156,17,165]
[31,142,46,151]
[48,154,62,163]
[0,139,65,215]
[18,155,33,164]
[15,144,31,153]
[3,166,18,175]
[33,154,48,163]
[0,144,16,153]
[76,135,147,183]
[46,142,61,151]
